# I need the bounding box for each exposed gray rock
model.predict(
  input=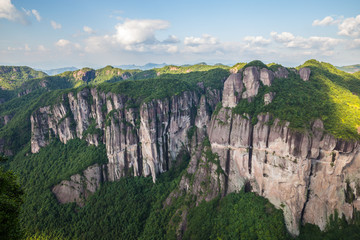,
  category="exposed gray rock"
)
[242,66,260,99]
[222,73,243,107]
[260,68,274,86]
[274,67,289,79]
[31,87,221,183]
[264,92,275,105]
[299,67,311,81]
[52,164,105,206]
[2,114,13,126]
[73,68,96,82]
[30,69,360,237]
